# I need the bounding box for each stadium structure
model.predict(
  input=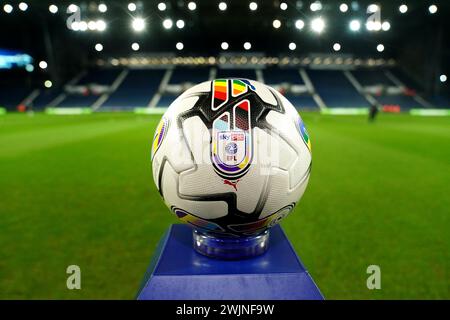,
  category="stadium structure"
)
[0,1,448,115]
